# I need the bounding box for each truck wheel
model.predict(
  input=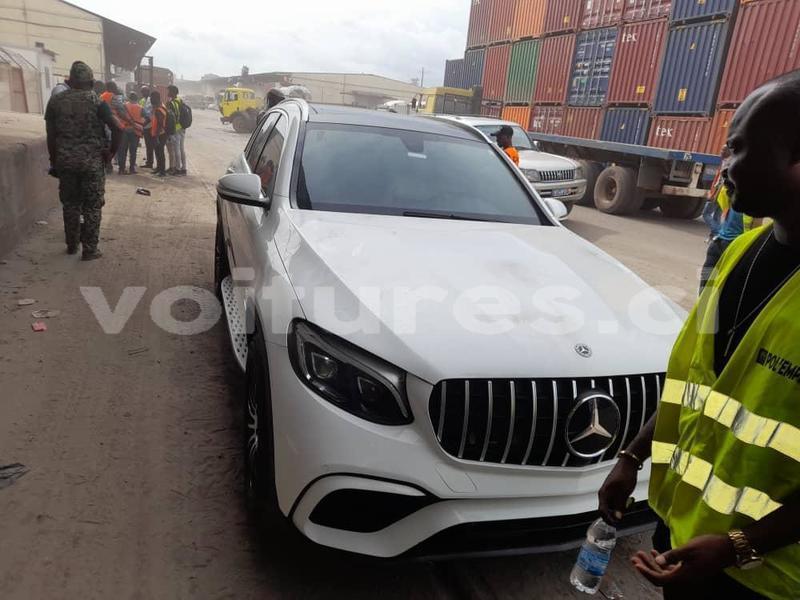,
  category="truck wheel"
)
[232,115,248,134]
[659,198,705,220]
[594,166,643,215]
[577,160,603,207]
